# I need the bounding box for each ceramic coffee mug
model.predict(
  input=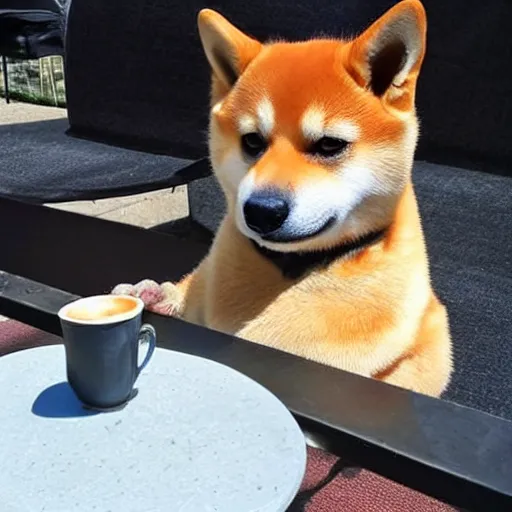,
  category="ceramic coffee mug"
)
[58,294,156,410]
